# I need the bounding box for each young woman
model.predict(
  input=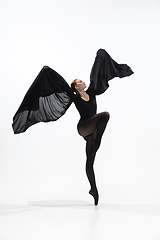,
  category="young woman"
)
[12,49,133,205]
[71,78,110,205]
